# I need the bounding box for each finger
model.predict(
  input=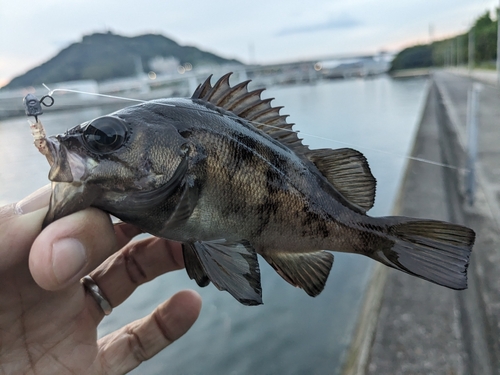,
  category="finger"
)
[89,237,185,310]
[97,290,201,374]
[0,184,50,222]
[30,208,118,291]
[0,185,51,269]
[0,208,48,271]
[14,184,52,215]
[114,222,144,249]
